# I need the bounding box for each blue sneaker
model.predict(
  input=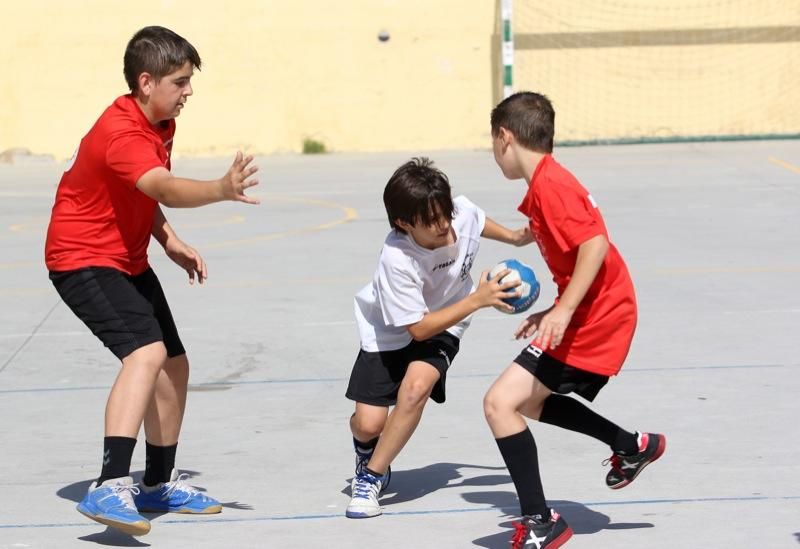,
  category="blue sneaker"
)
[346,470,386,518]
[134,469,222,514]
[76,476,150,536]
